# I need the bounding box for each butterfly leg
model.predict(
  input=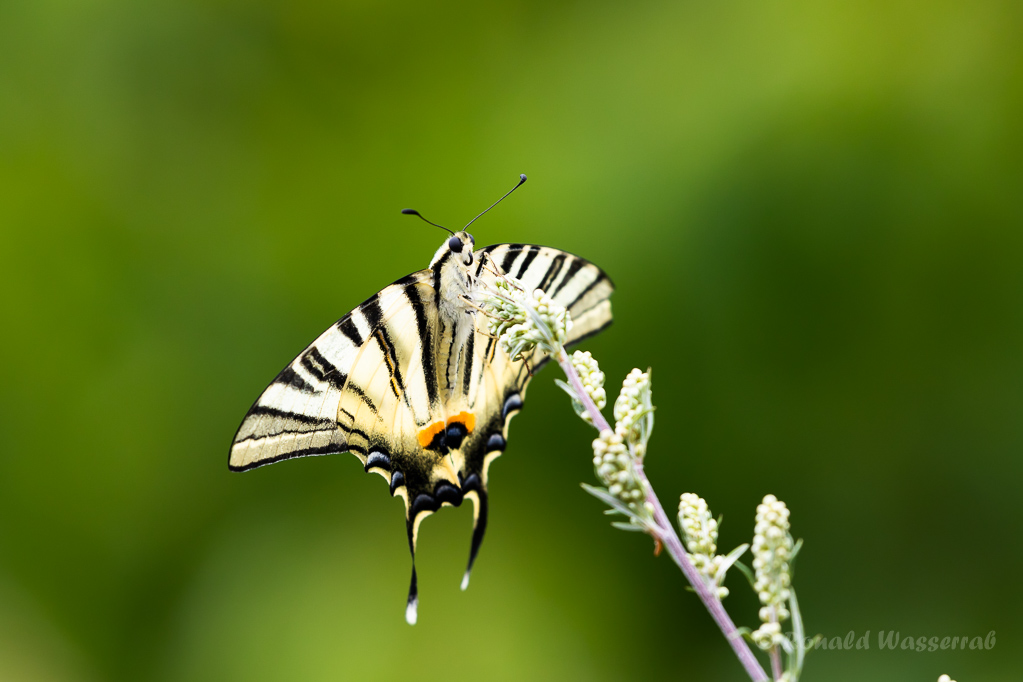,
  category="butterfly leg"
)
[458,294,501,319]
